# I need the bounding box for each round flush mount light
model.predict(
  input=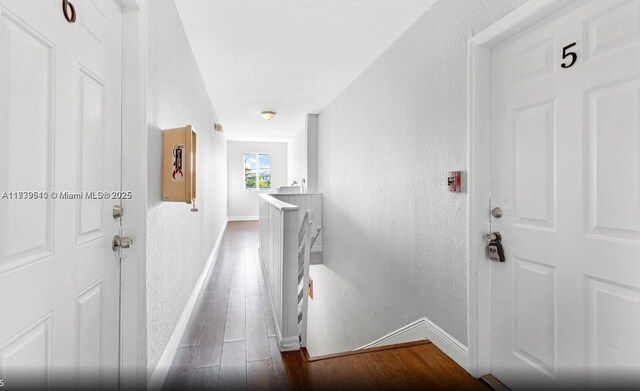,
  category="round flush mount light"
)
[261,111,276,121]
